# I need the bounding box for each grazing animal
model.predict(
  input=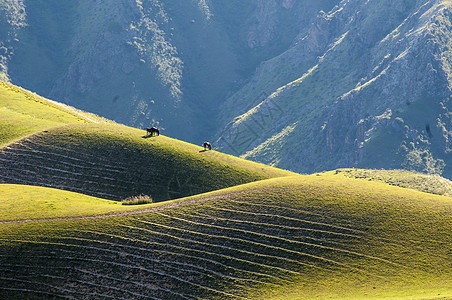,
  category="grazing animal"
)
[146,127,160,136]
[203,142,212,150]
